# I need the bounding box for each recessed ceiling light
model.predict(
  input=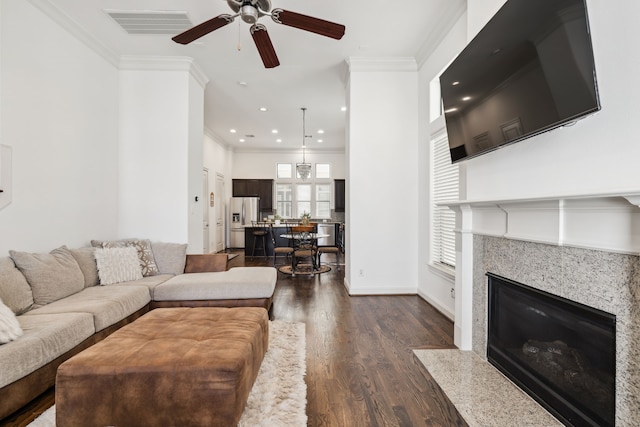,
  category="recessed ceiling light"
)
[271,129,278,134]
[230,129,237,133]
[237,81,248,87]
[239,139,246,142]
[317,129,324,134]
[276,139,282,143]
[462,96,471,101]
[318,139,323,143]
[259,107,268,112]
[341,106,347,112]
